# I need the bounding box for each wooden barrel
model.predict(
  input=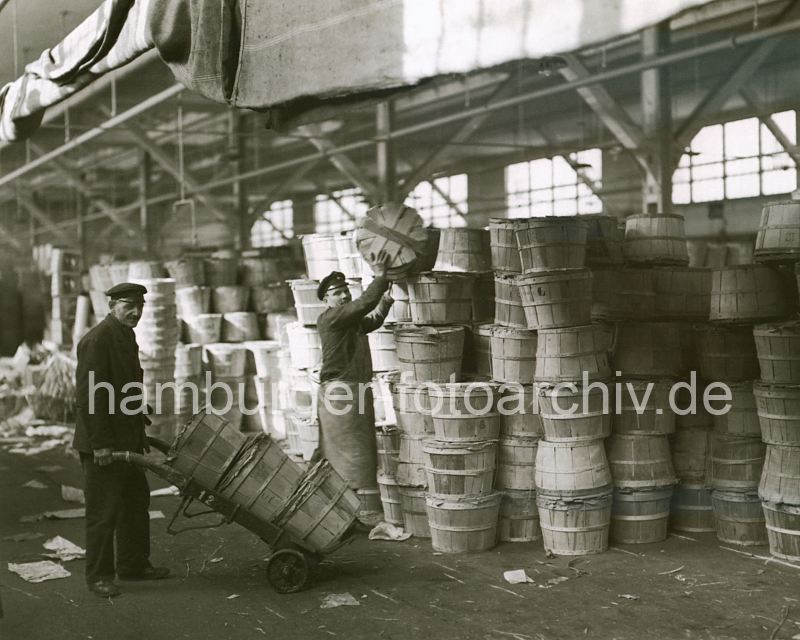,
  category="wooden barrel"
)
[375,424,400,476]
[615,380,676,435]
[385,281,411,323]
[753,321,800,384]
[128,260,167,279]
[212,286,249,314]
[711,490,767,546]
[499,489,540,542]
[394,325,465,382]
[183,314,222,344]
[754,383,800,446]
[515,217,588,274]
[710,433,765,491]
[238,254,281,287]
[694,325,759,382]
[250,283,292,314]
[433,228,491,273]
[670,482,716,533]
[175,343,203,378]
[168,412,248,488]
[287,279,326,327]
[494,274,527,328]
[286,323,321,370]
[397,434,428,487]
[300,233,339,280]
[611,487,673,544]
[534,324,611,383]
[489,218,522,273]
[426,493,501,553]
[399,486,431,537]
[463,323,494,379]
[334,231,367,279]
[591,267,655,321]
[165,258,205,288]
[537,383,611,442]
[203,343,246,378]
[356,487,382,515]
[371,372,396,426]
[377,473,404,525]
[708,381,759,438]
[490,327,537,383]
[108,262,130,285]
[424,440,497,497]
[407,272,474,325]
[584,214,624,266]
[759,445,800,505]
[355,203,430,279]
[518,268,592,330]
[215,434,305,522]
[295,417,320,461]
[652,267,712,320]
[613,322,684,378]
[606,434,676,489]
[534,440,611,497]
[709,265,786,323]
[89,264,113,291]
[242,340,281,378]
[754,198,800,261]
[761,501,800,562]
[537,492,612,556]
[367,326,398,372]
[428,382,501,442]
[623,213,689,265]
[670,425,712,482]
[496,436,538,490]
[274,459,361,554]
[175,286,211,318]
[221,312,259,342]
[204,257,238,288]
[500,383,544,438]
[389,378,434,435]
